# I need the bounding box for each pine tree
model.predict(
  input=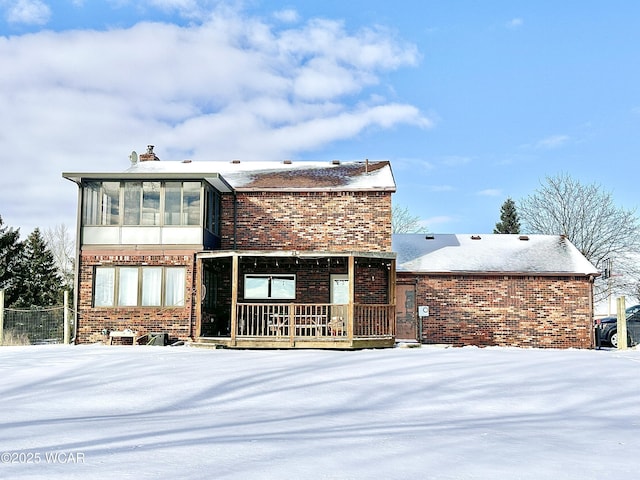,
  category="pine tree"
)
[0,215,24,306]
[12,228,63,308]
[494,198,521,234]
